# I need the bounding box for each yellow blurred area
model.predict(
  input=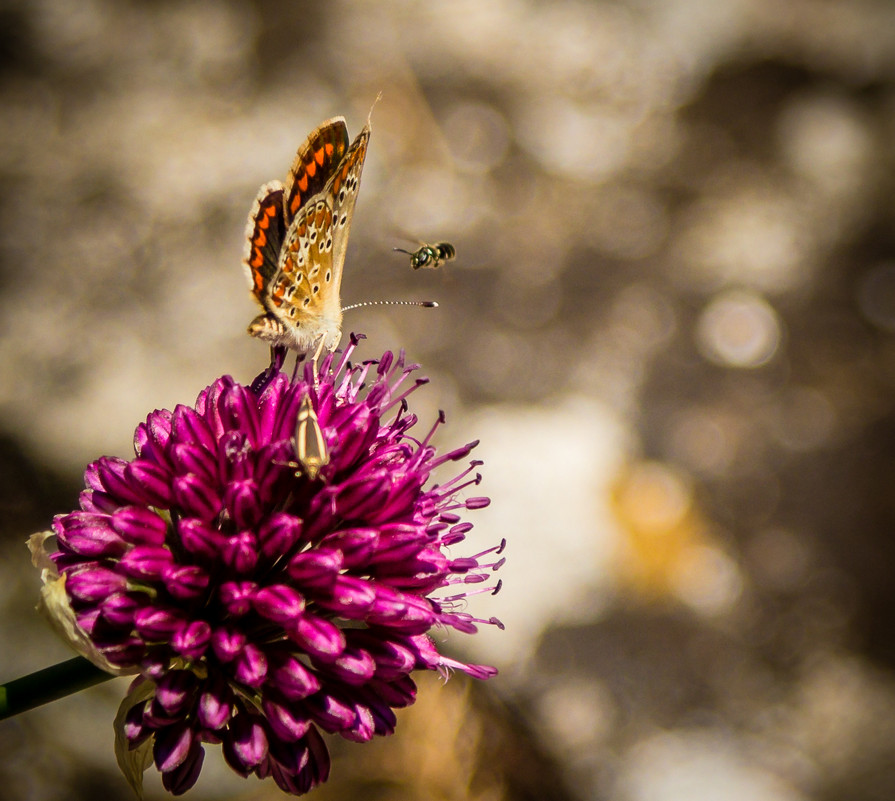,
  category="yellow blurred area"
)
[309,673,498,801]
[611,461,740,614]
